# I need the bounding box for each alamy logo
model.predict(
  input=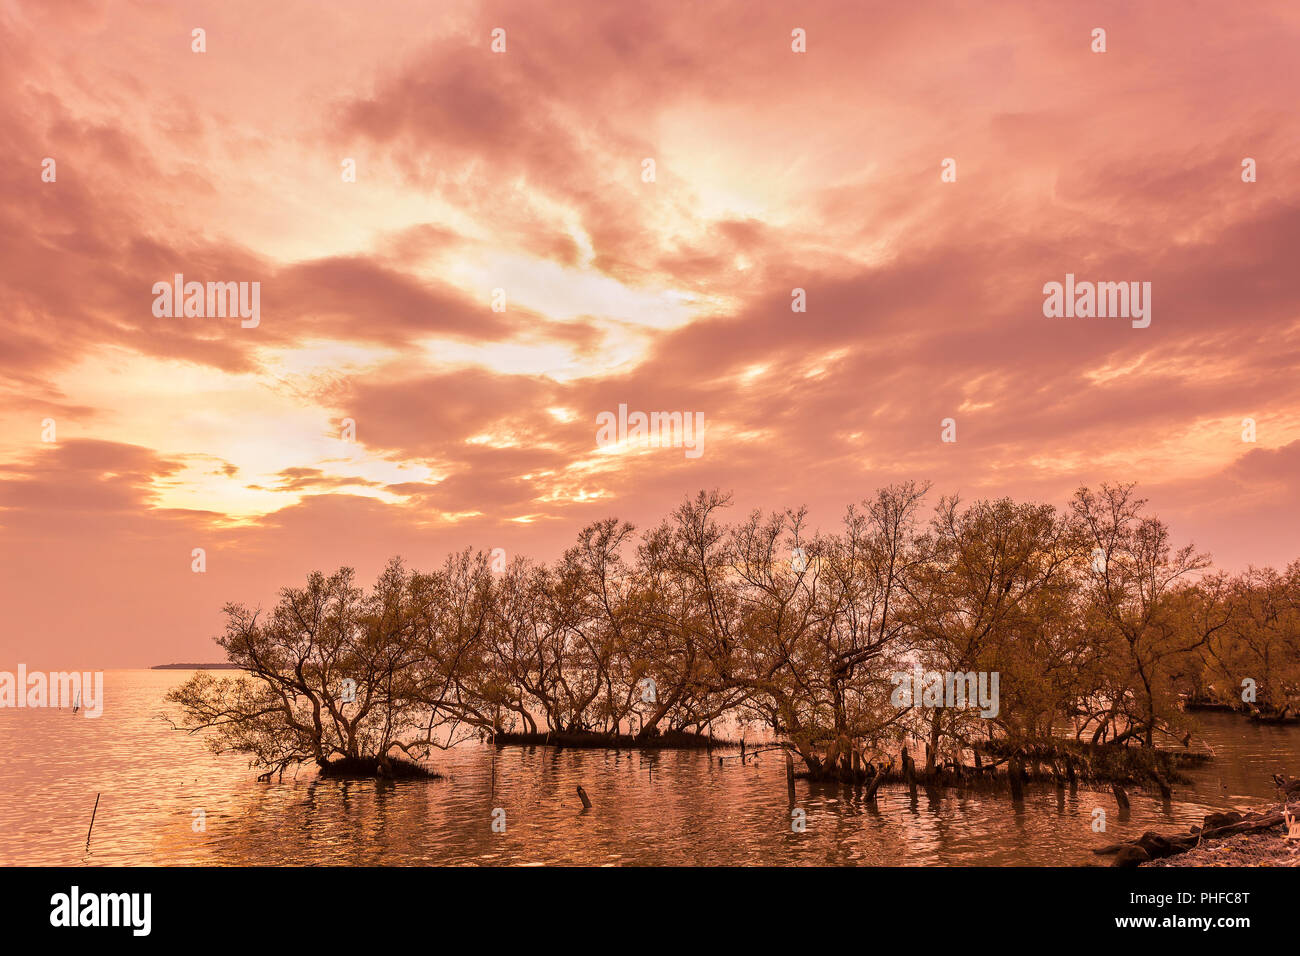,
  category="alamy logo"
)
[595,404,705,459]
[50,886,151,936]
[890,669,1000,718]
[1042,273,1151,328]
[0,666,103,717]
[152,274,260,328]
